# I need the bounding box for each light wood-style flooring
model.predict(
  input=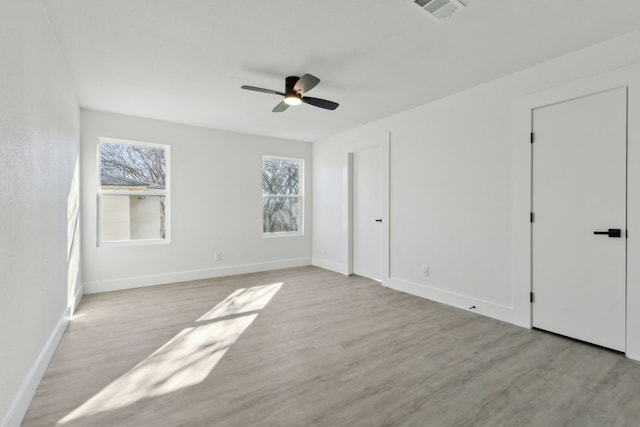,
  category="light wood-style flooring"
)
[22,266,640,426]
